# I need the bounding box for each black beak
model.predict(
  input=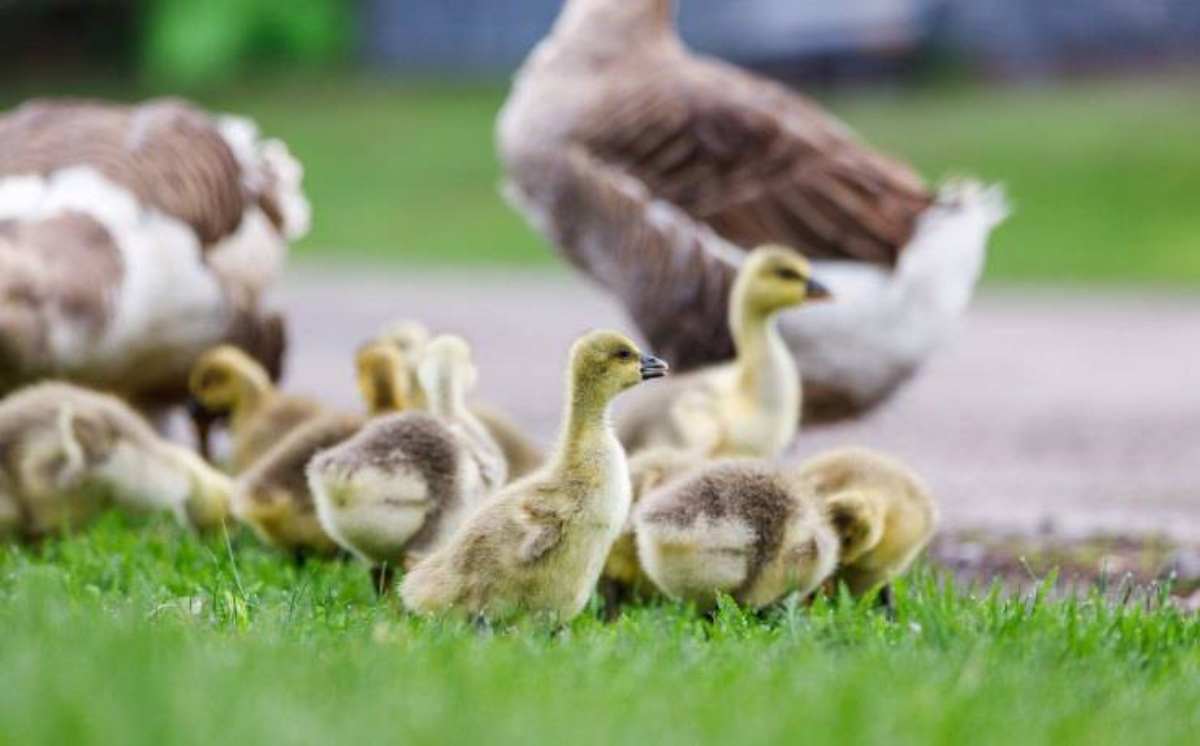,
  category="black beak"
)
[639,354,669,381]
[805,277,833,301]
